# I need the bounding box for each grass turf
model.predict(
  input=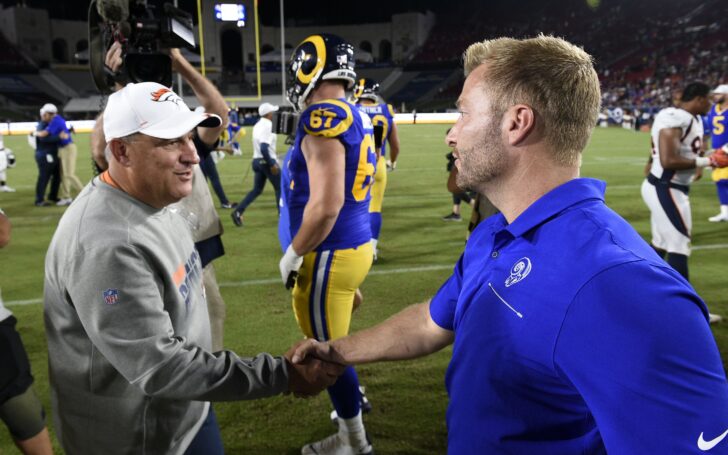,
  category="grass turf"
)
[0,125,726,453]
